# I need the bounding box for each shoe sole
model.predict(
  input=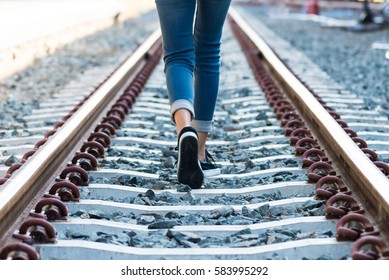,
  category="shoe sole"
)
[177,131,204,189]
